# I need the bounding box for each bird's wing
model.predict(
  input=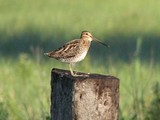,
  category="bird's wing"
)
[47,39,81,59]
